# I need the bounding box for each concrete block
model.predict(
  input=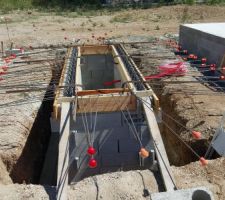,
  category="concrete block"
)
[119,138,139,153]
[99,139,118,153]
[101,153,138,167]
[100,167,120,174]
